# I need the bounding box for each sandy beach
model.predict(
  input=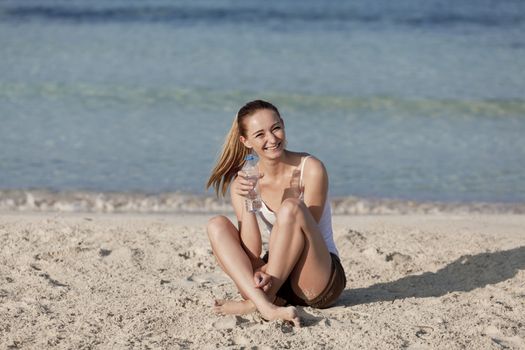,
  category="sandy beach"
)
[1,212,524,349]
